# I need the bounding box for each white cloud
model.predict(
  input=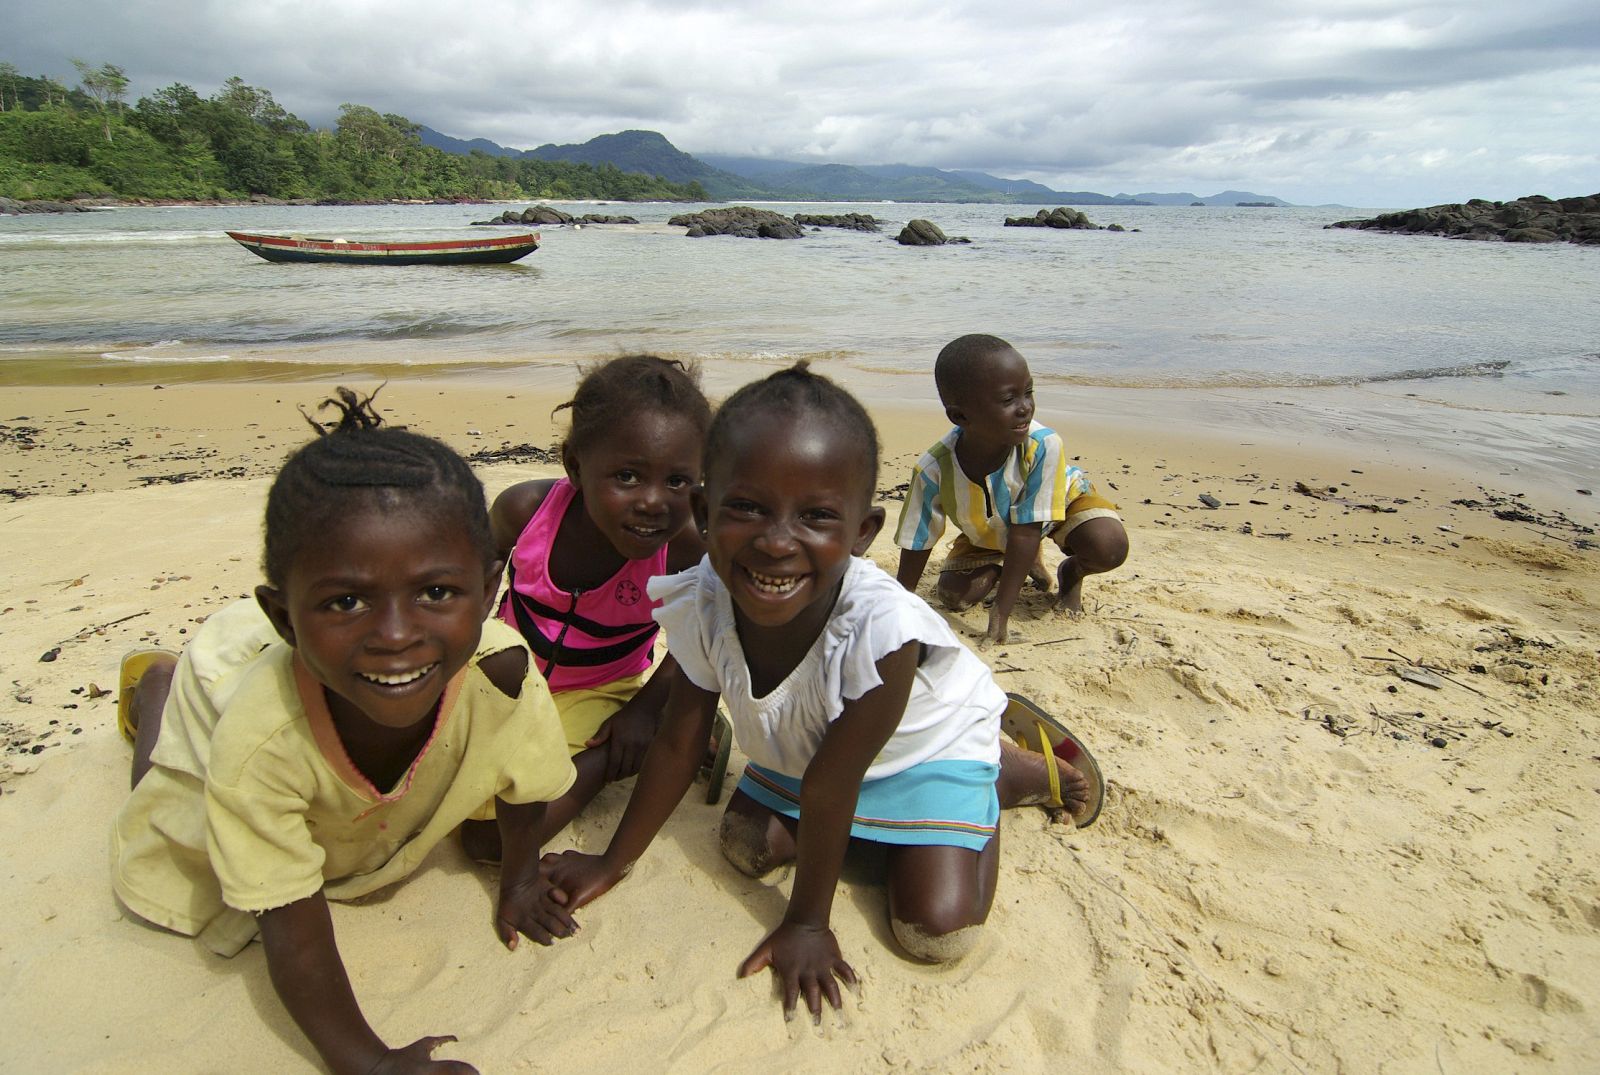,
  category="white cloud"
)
[4,0,1596,205]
